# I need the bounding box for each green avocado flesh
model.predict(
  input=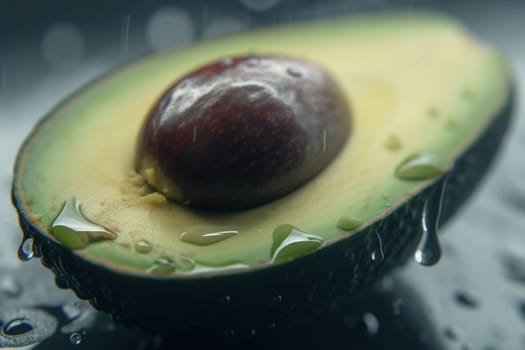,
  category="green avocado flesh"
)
[14,12,510,276]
